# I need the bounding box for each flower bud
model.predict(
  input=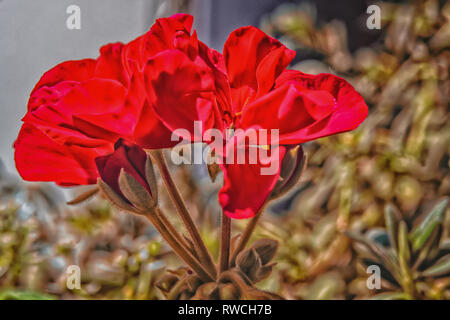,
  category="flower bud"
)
[95,139,157,213]
[191,282,219,300]
[219,283,241,300]
[155,273,180,294]
[235,239,278,283]
[270,146,307,200]
[249,239,278,265]
[235,248,261,279]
